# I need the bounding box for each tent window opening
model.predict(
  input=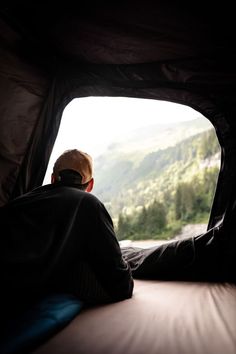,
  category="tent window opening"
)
[44,97,221,247]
